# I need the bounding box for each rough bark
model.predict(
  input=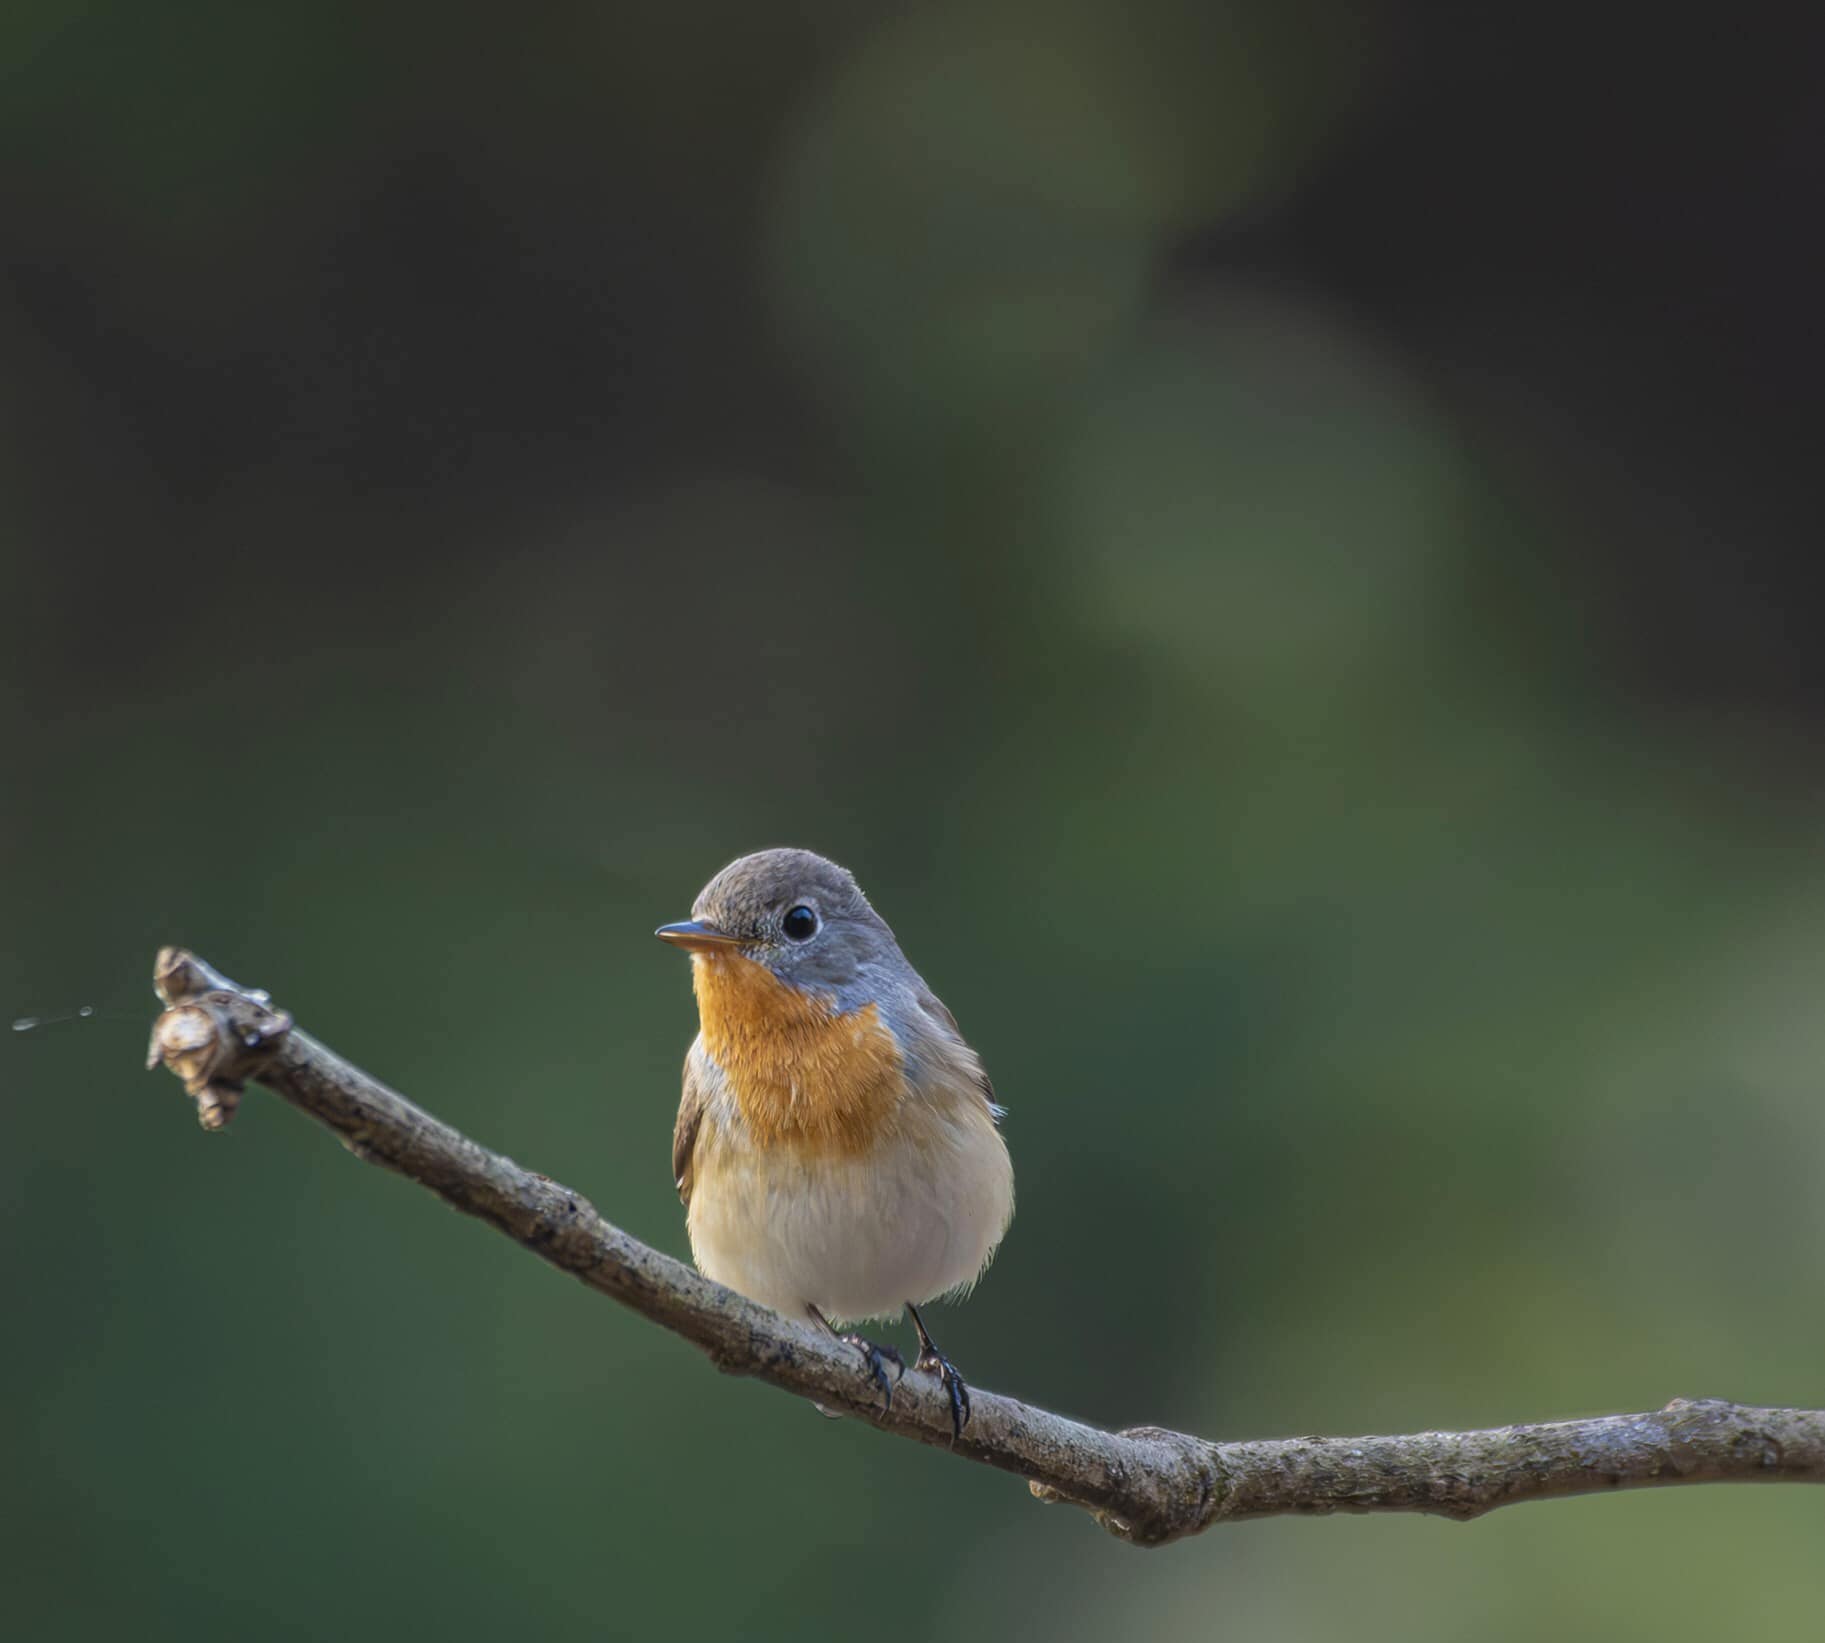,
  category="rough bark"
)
[146,947,1825,1547]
